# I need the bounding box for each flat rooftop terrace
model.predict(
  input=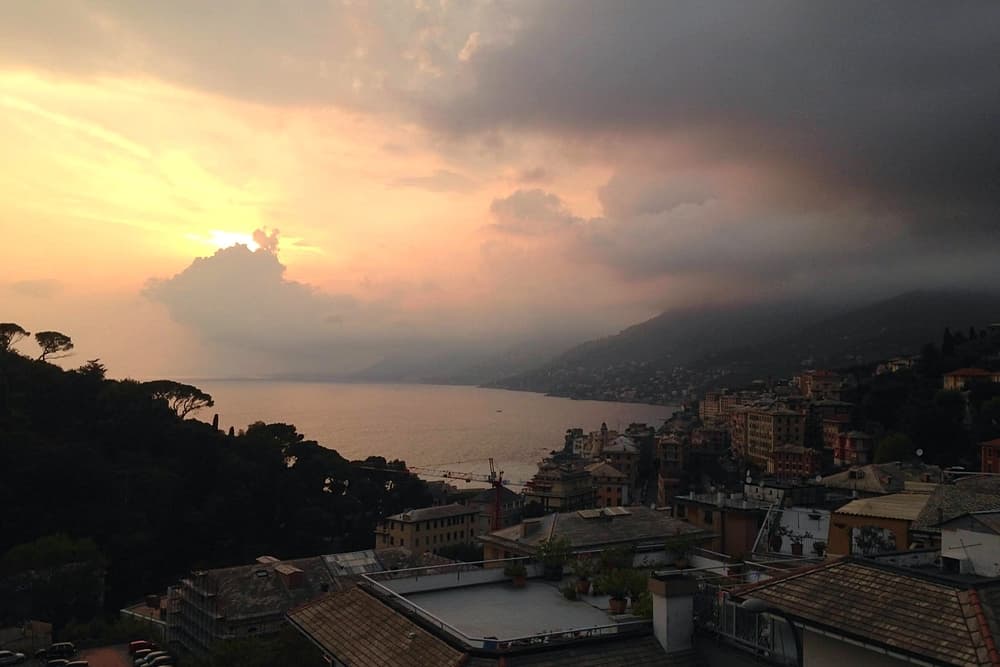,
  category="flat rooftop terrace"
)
[363,560,648,650]
[408,580,613,640]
